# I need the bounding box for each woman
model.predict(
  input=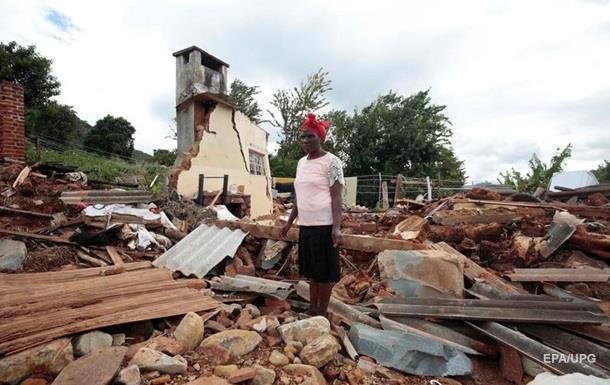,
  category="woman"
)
[280,113,344,318]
